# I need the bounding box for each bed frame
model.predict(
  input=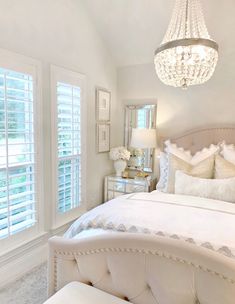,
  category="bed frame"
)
[48,126,235,303]
[163,125,235,153]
